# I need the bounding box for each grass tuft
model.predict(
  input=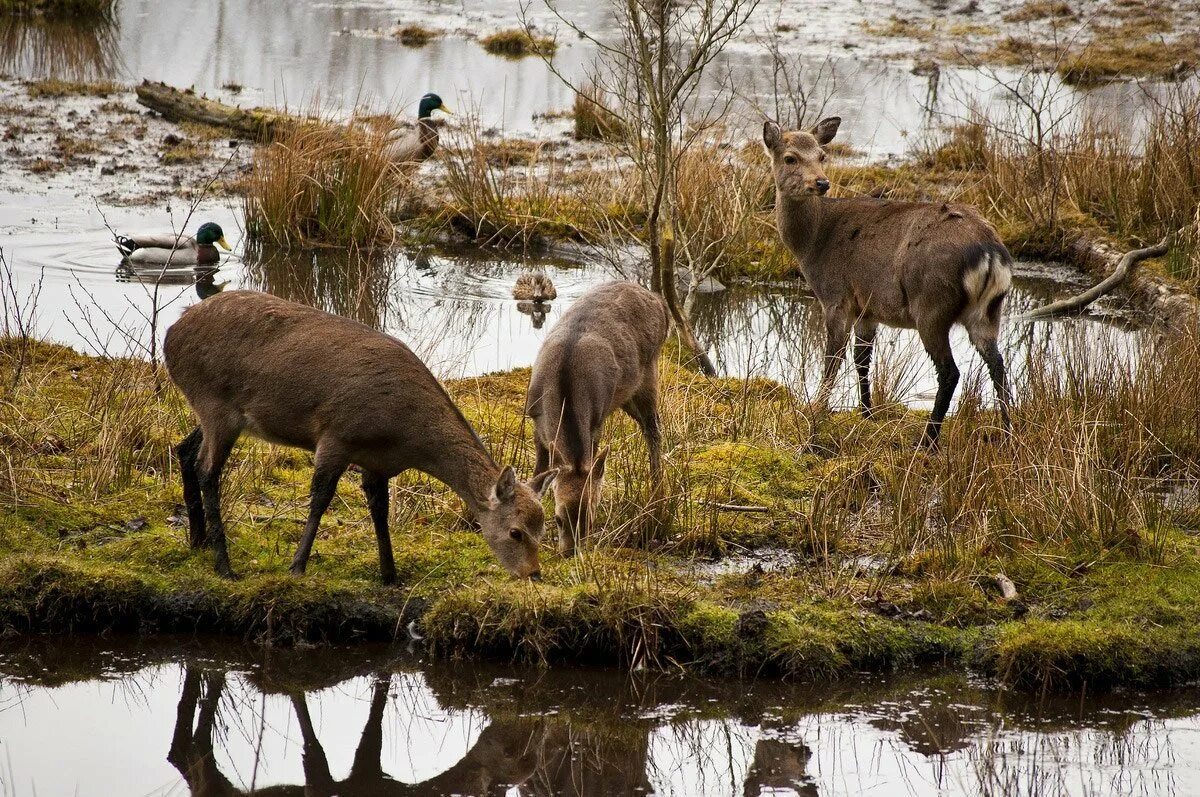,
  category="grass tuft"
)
[243,120,408,248]
[481,29,557,58]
